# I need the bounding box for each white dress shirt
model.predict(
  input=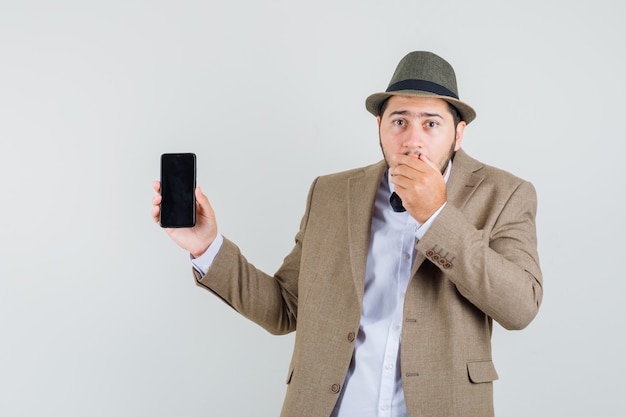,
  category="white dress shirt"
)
[330,164,448,417]
[191,162,451,417]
